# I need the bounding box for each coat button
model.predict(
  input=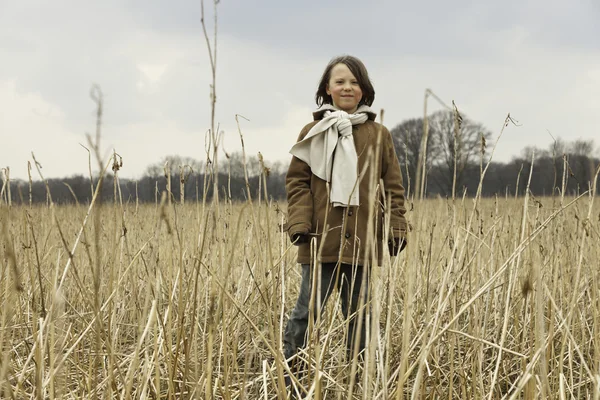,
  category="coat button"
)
[348,210,353,216]
[345,233,351,239]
